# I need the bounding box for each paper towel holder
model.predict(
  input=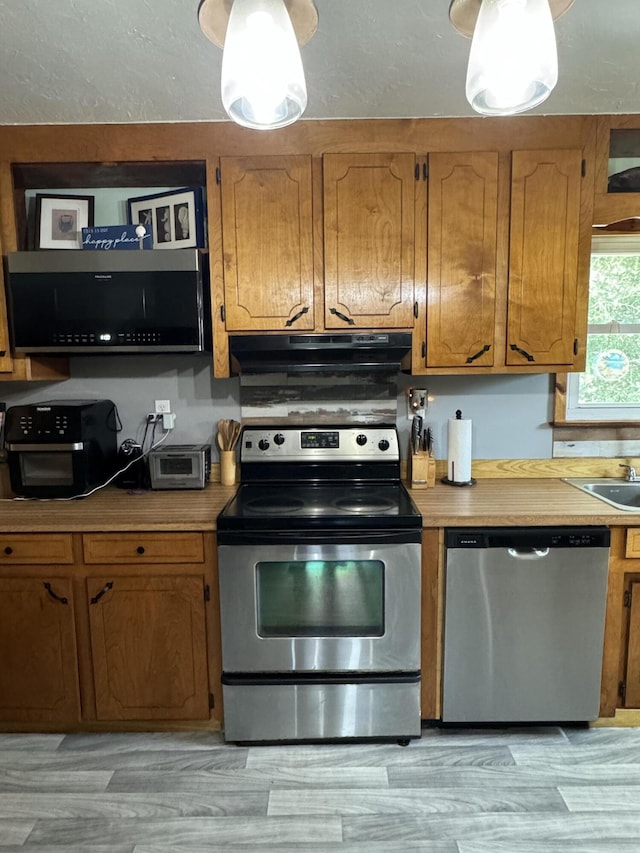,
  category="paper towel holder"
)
[442,408,476,487]
[441,473,477,487]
